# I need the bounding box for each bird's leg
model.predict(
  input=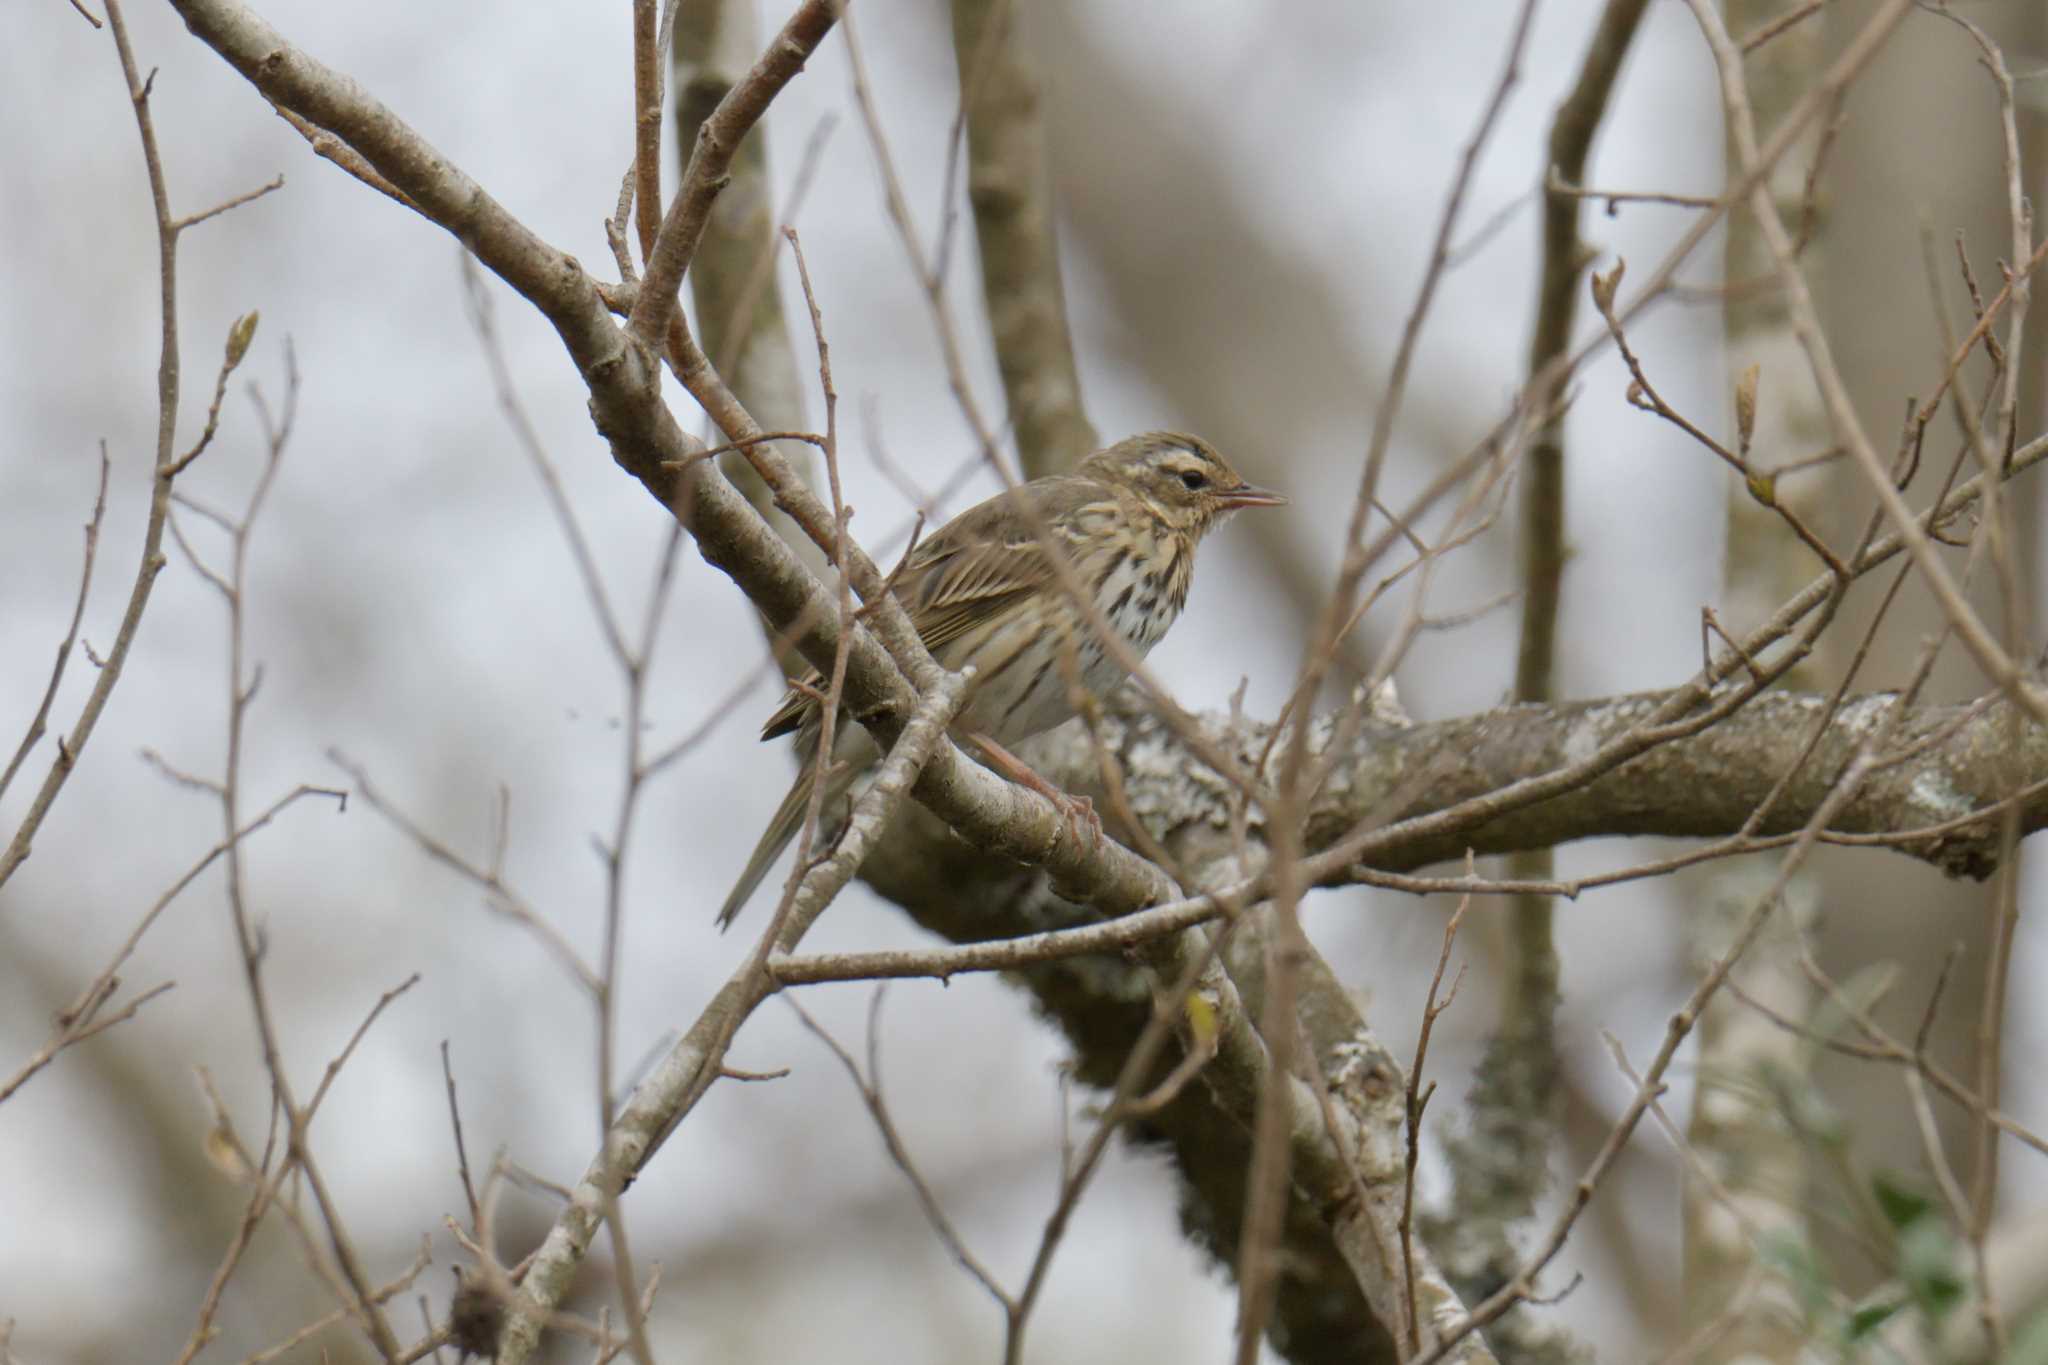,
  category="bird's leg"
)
[967,732,1102,851]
